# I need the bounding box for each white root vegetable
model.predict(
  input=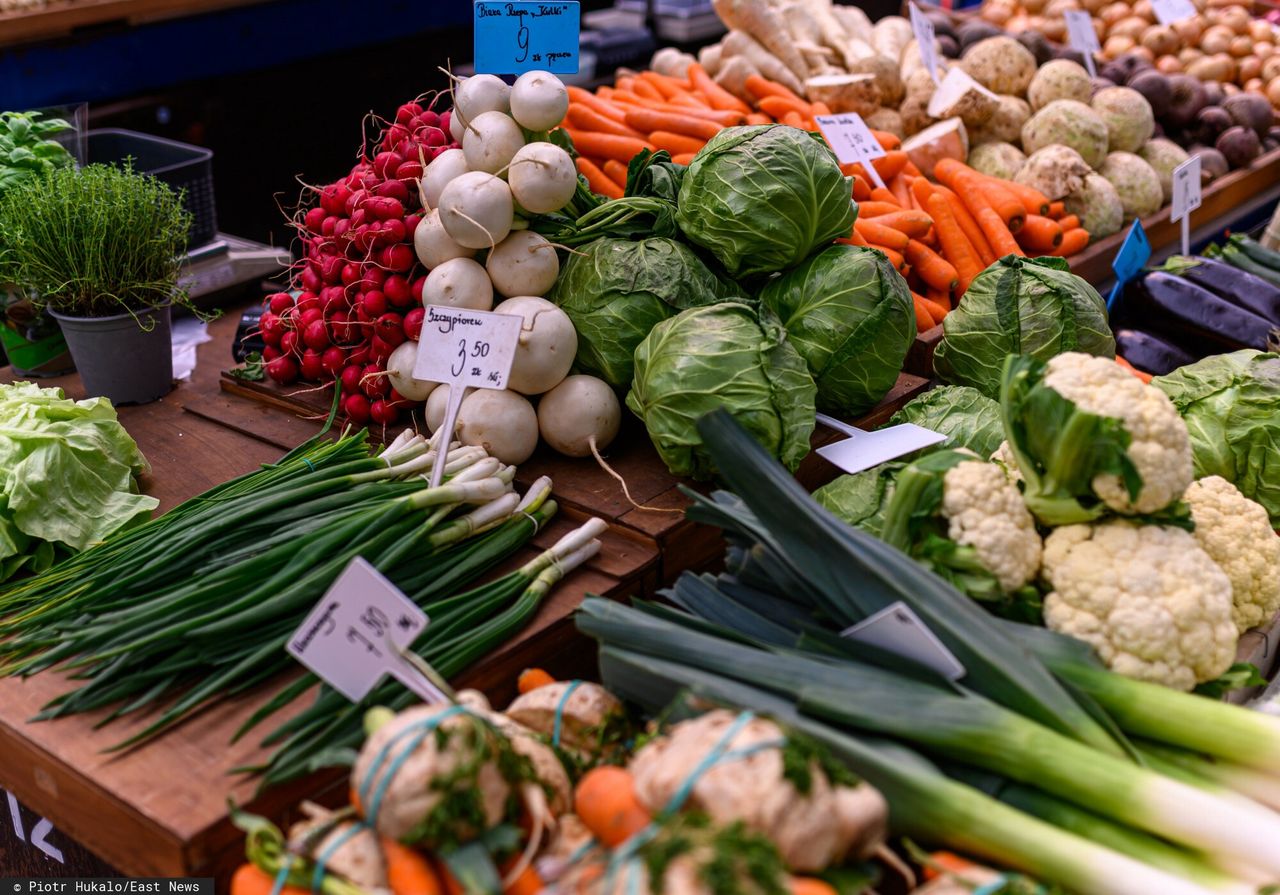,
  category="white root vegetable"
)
[486,230,560,298]
[831,3,873,43]
[414,208,476,269]
[902,118,970,178]
[288,806,387,889]
[462,110,526,176]
[699,42,725,77]
[651,46,696,78]
[722,30,805,95]
[510,71,570,131]
[872,15,914,62]
[714,56,761,101]
[805,72,880,114]
[537,375,621,458]
[456,389,539,464]
[713,0,810,81]
[453,74,511,126]
[492,295,577,396]
[421,148,470,210]
[507,142,577,214]
[801,0,853,67]
[437,171,514,249]
[425,384,471,432]
[386,341,440,402]
[423,257,494,311]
